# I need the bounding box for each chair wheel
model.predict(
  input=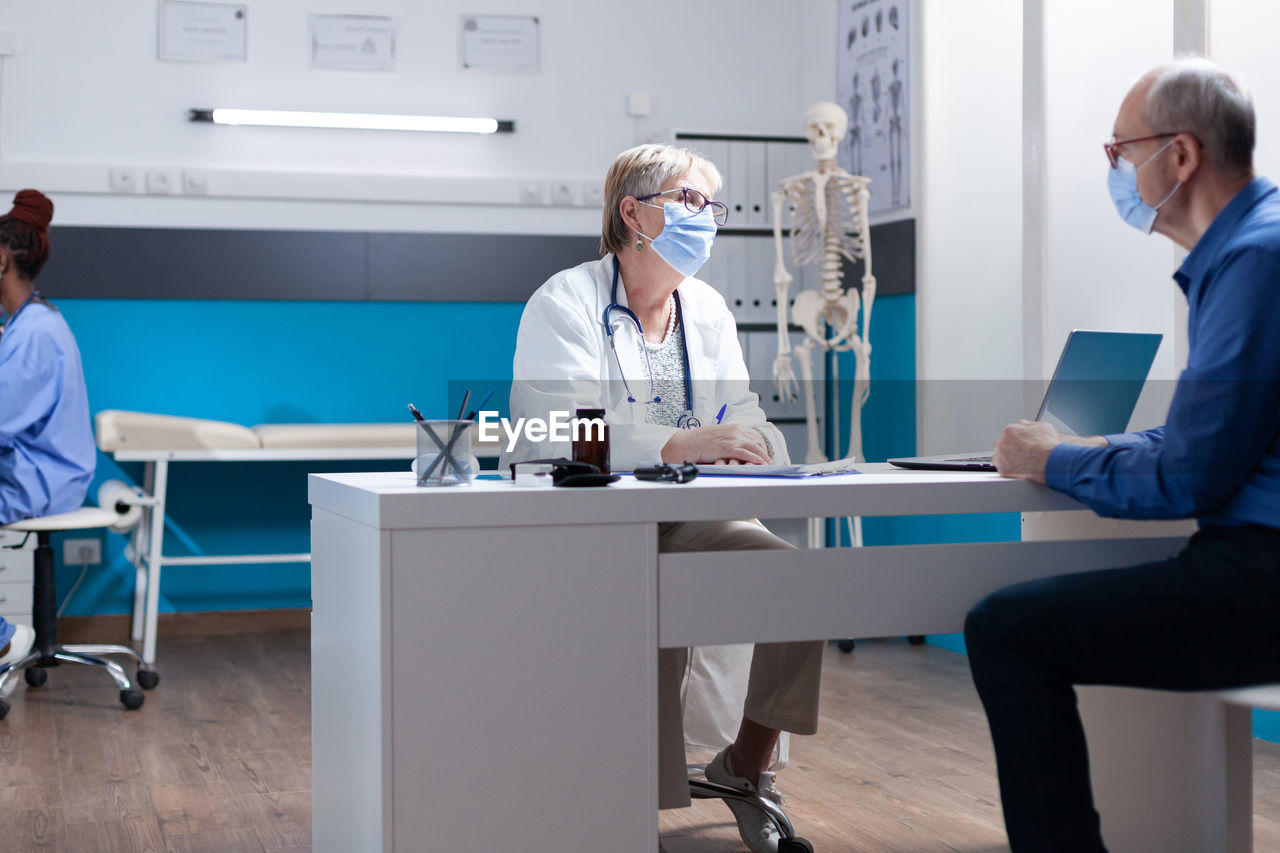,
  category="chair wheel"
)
[908,635,926,645]
[780,837,814,853]
[136,669,160,690]
[120,689,144,710]
[837,639,856,653]
[24,667,48,687]
[0,699,8,720]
